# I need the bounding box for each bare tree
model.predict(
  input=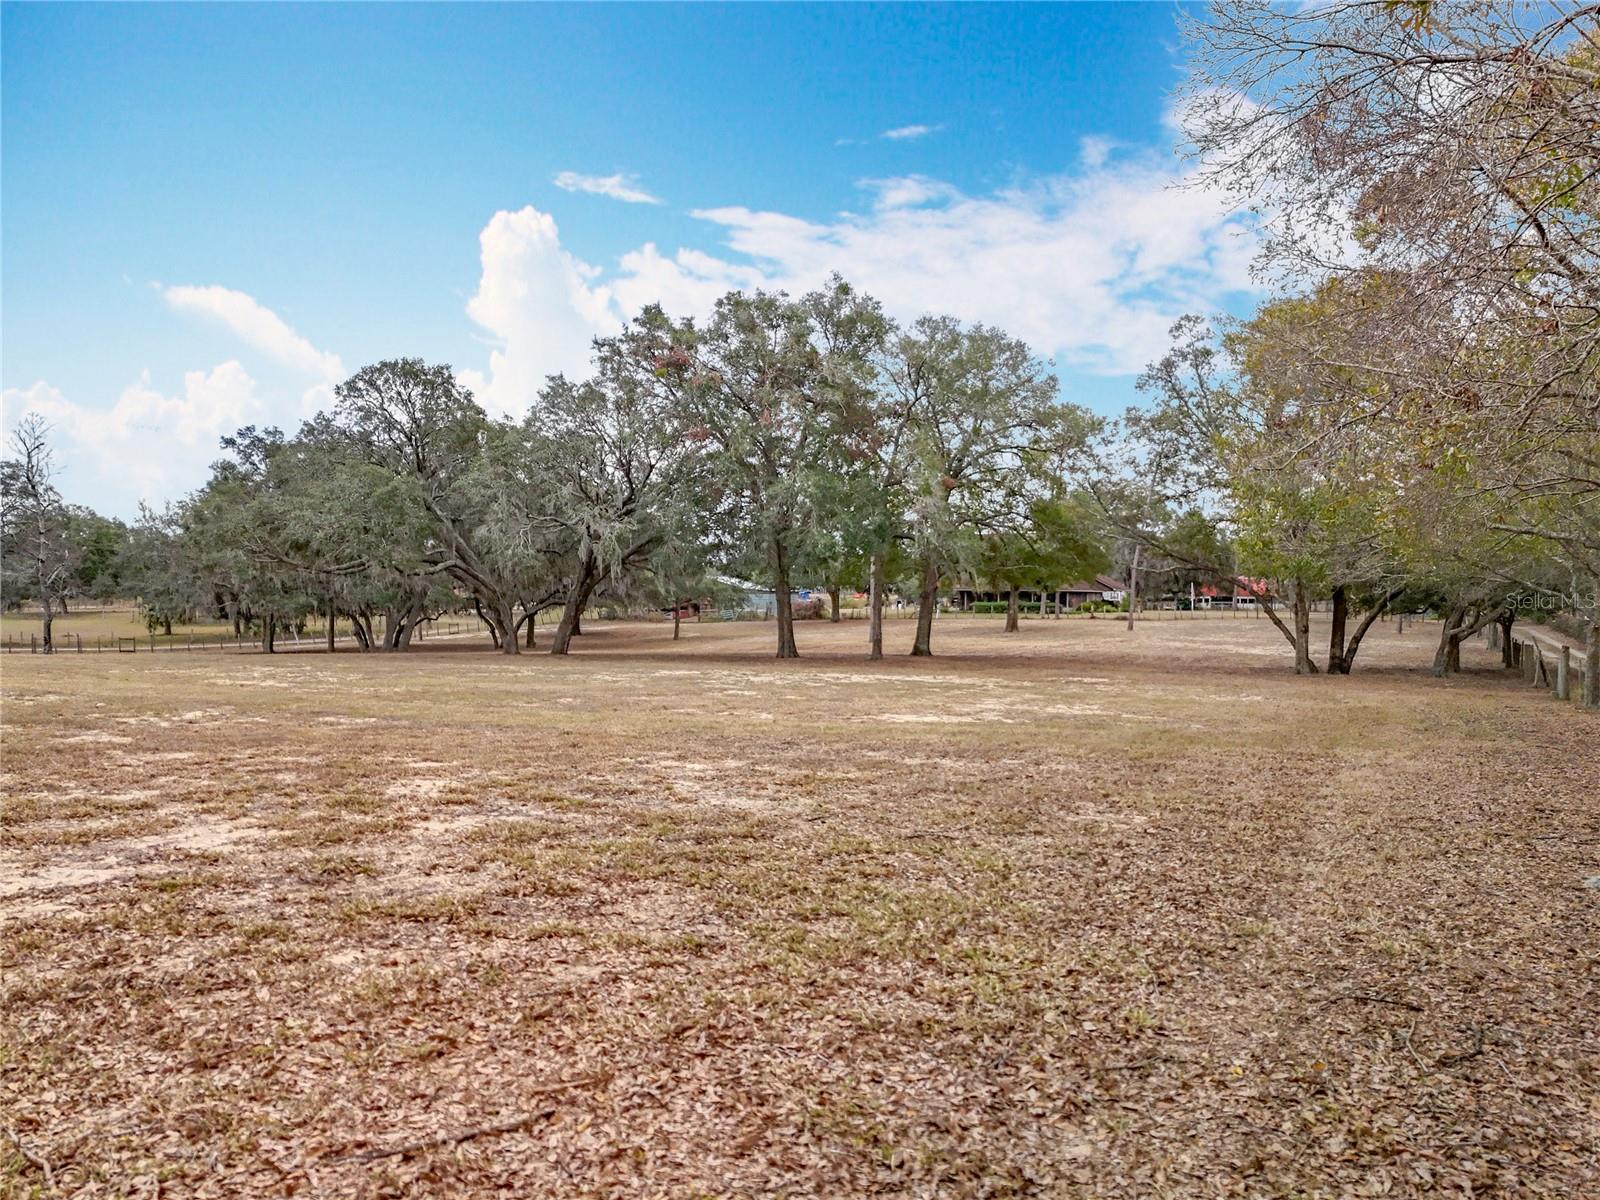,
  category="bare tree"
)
[1183,1,1600,668]
[0,416,80,653]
